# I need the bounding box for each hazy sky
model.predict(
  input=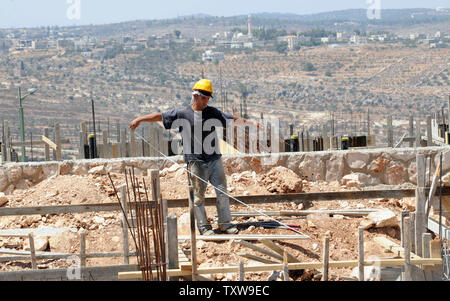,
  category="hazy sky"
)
[0,0,448,29]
